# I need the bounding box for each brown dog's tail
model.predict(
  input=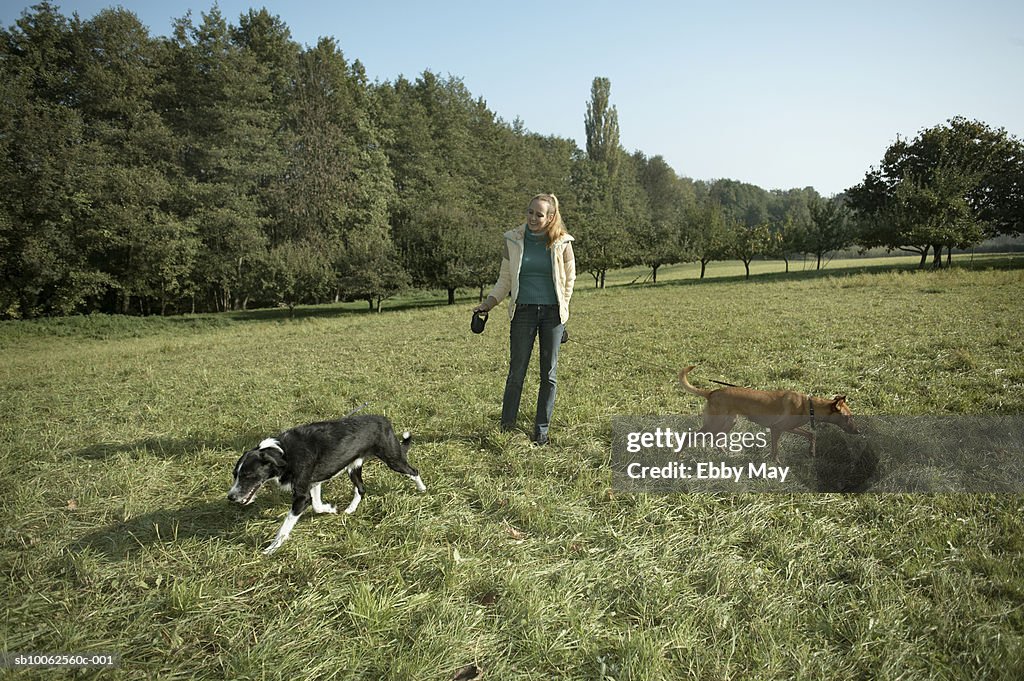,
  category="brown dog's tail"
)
[679,365,712,398]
